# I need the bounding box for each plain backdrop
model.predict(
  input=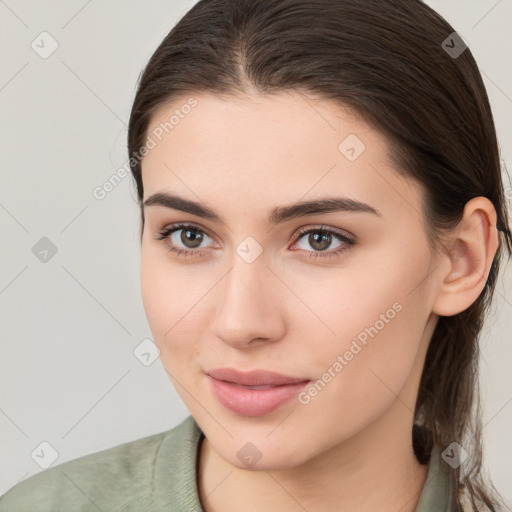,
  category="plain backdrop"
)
[1,0,511,503]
